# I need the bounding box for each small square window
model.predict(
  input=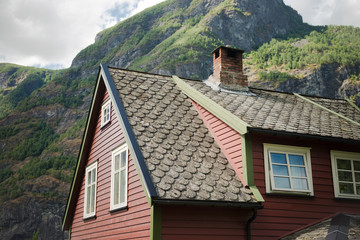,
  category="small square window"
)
[110,144,128,210]
[84,161,97,219]
[264,144,313,195]
[331,151,360,199]
[101,100,111,127]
